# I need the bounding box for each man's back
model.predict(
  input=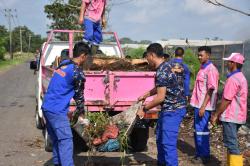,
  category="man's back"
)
[156,61,187,111]
[42,60,76,114]
[169,58,190,97]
